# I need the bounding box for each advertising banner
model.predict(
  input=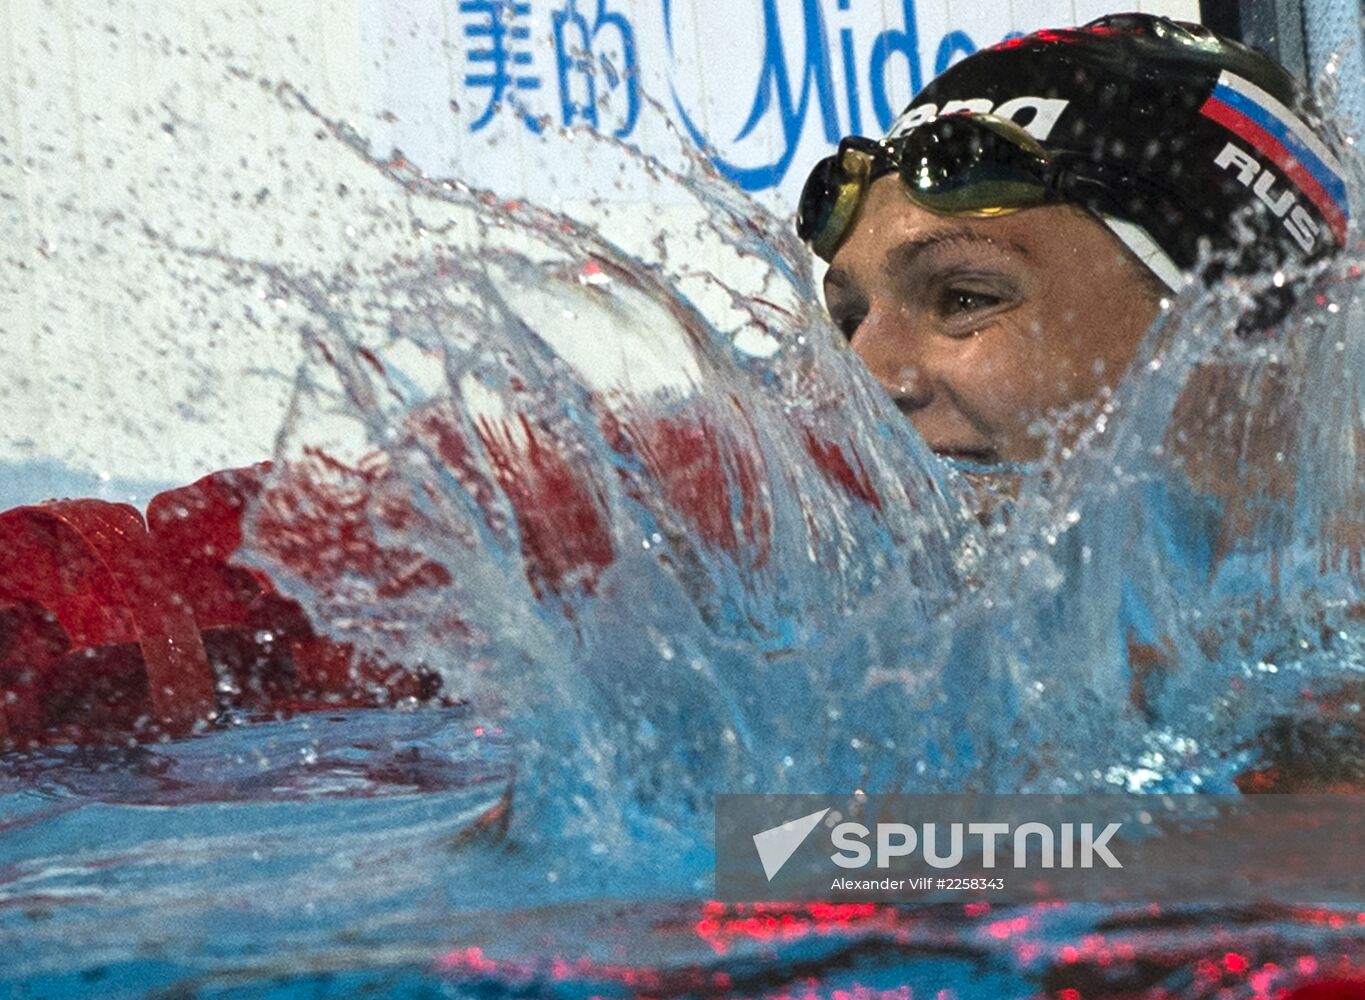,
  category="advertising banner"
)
[360,0,1201,207]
